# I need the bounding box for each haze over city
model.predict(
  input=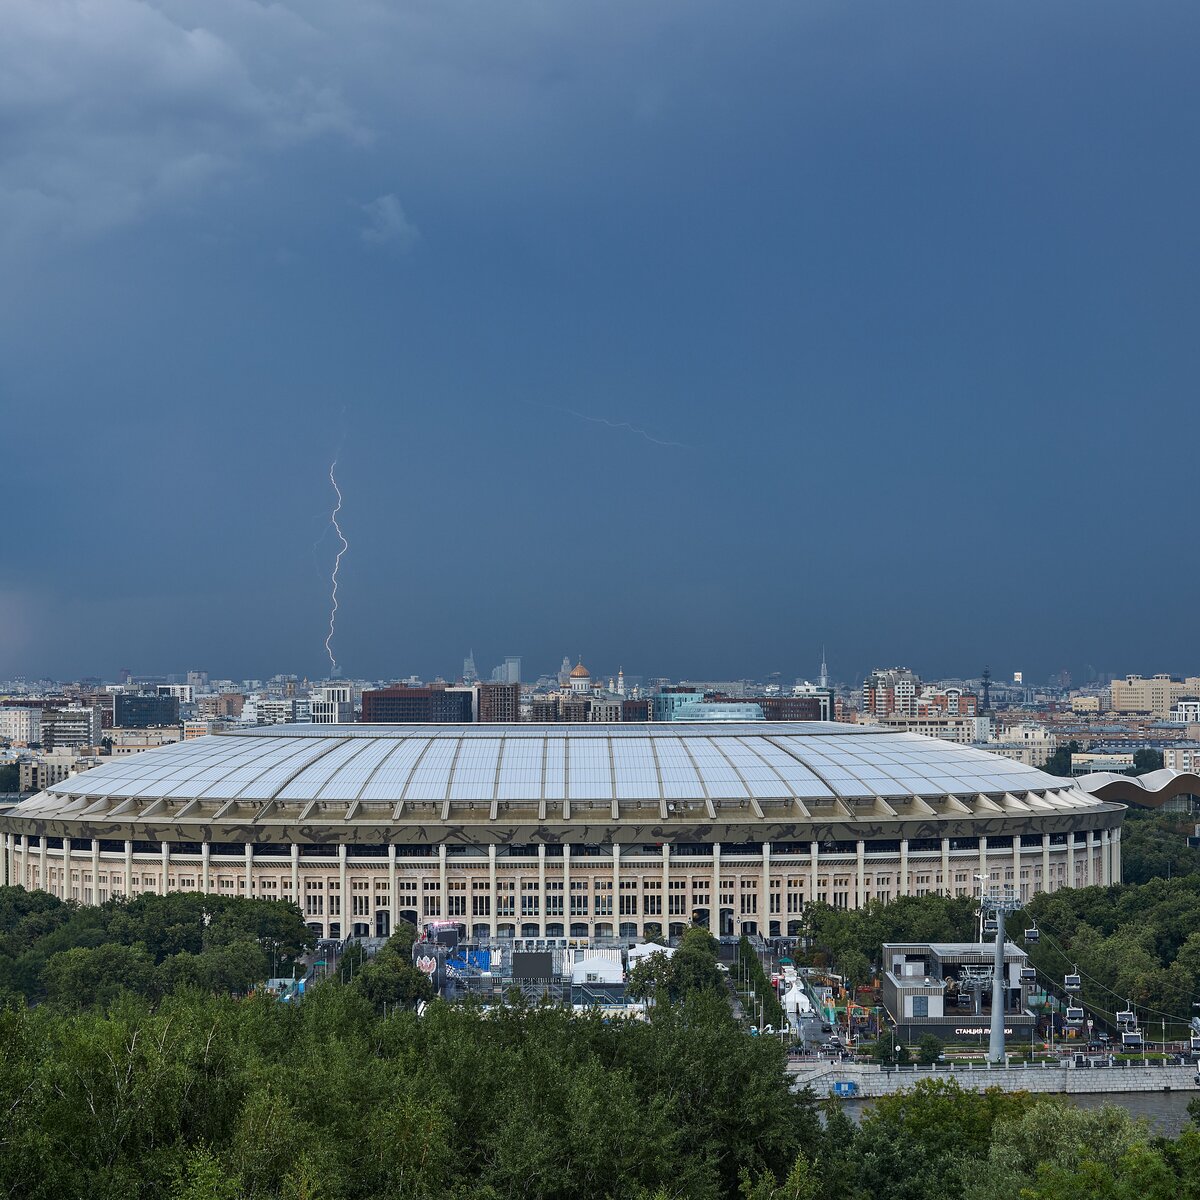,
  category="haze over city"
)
[4,1,1198,683]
